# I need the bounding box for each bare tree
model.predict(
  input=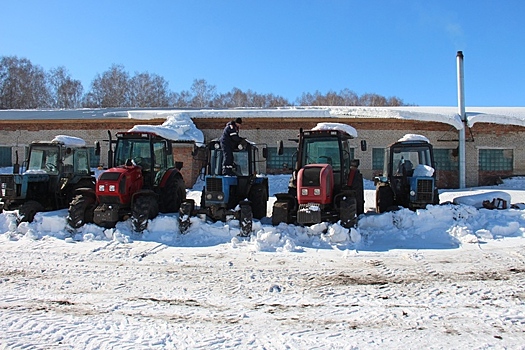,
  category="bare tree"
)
[84,64,130,107]
[190,79,216,108]
[129,72,170,107]
[340,88,359,106]
[169,90,191,107]
[0,56,51,109]
[48,66,83,108]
